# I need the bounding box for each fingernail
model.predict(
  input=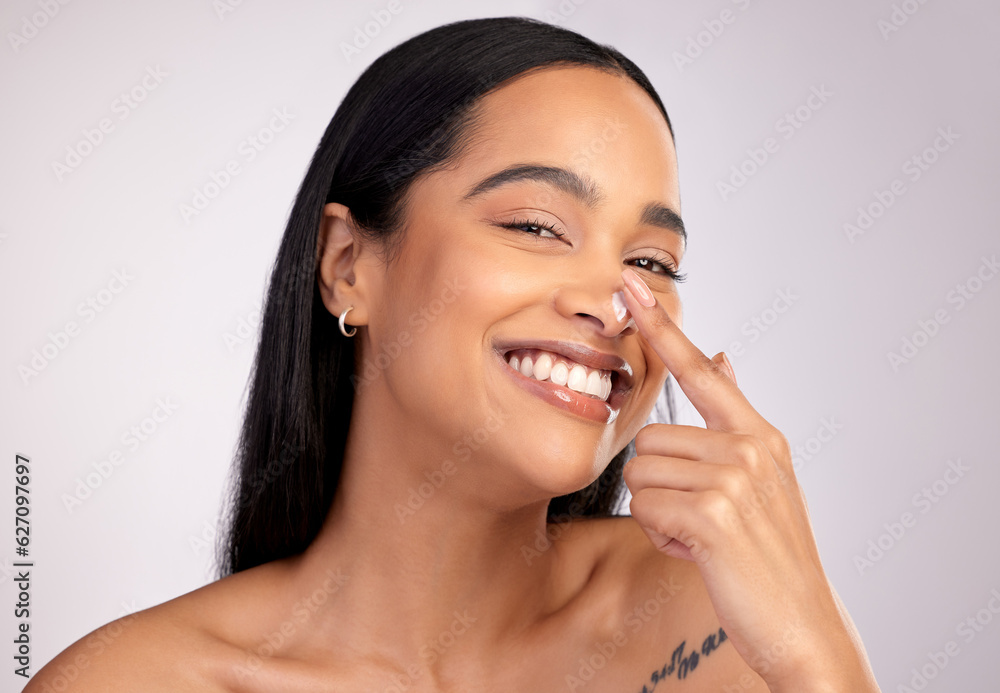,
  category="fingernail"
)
[721,352,737,385]
[612,291,629,322]
[622,269,655,307]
